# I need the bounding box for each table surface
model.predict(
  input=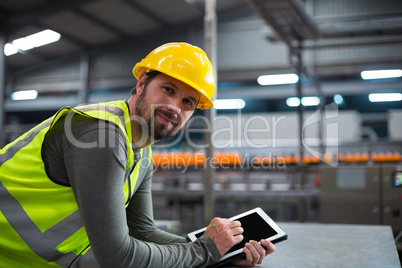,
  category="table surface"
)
[226,222,401,268]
